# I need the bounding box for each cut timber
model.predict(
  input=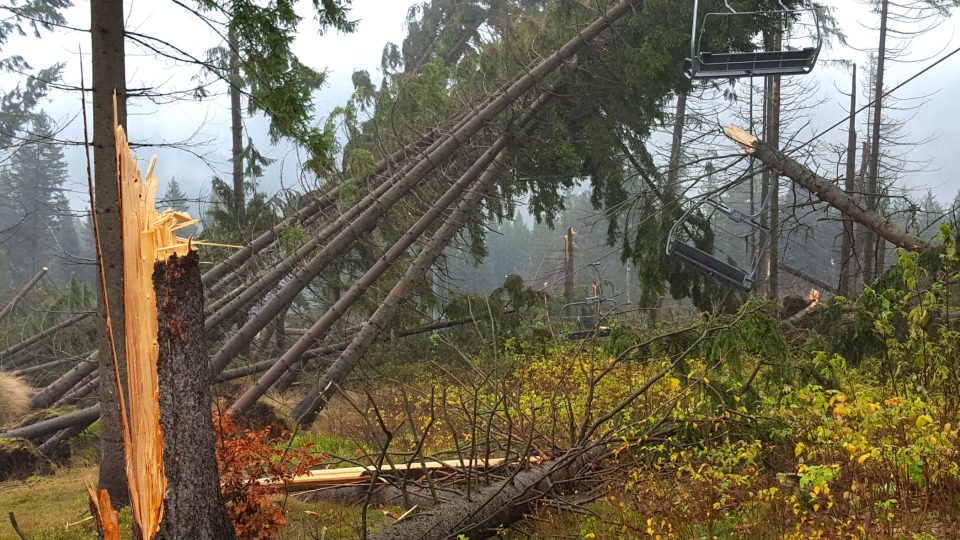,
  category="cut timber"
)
[723,126,930,253]
[268,457,542,492]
